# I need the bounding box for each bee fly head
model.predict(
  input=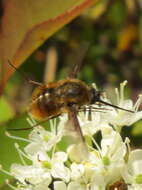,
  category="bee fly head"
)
[89,87,134,113]
[90,87,102,104]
